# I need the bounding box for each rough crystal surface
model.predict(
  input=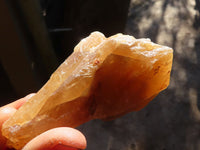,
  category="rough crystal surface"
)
[2,32,173,149]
